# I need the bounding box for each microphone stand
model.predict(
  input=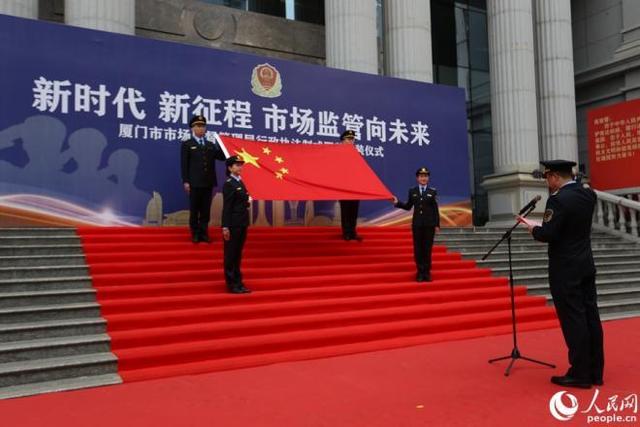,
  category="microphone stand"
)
[483,202,555,376]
